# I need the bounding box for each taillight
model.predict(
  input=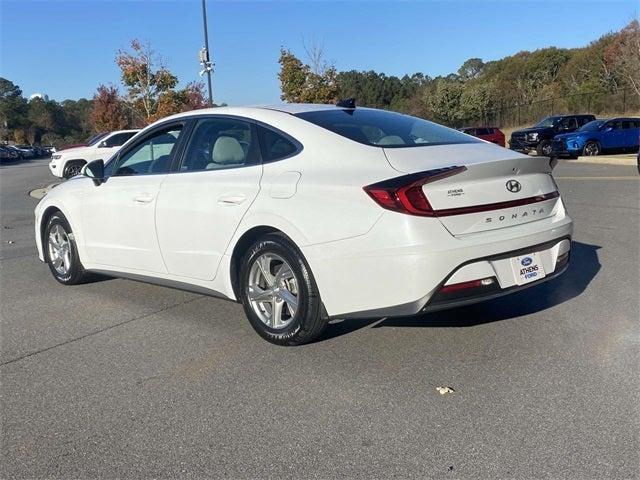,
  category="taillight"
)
[363,166,466,217]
